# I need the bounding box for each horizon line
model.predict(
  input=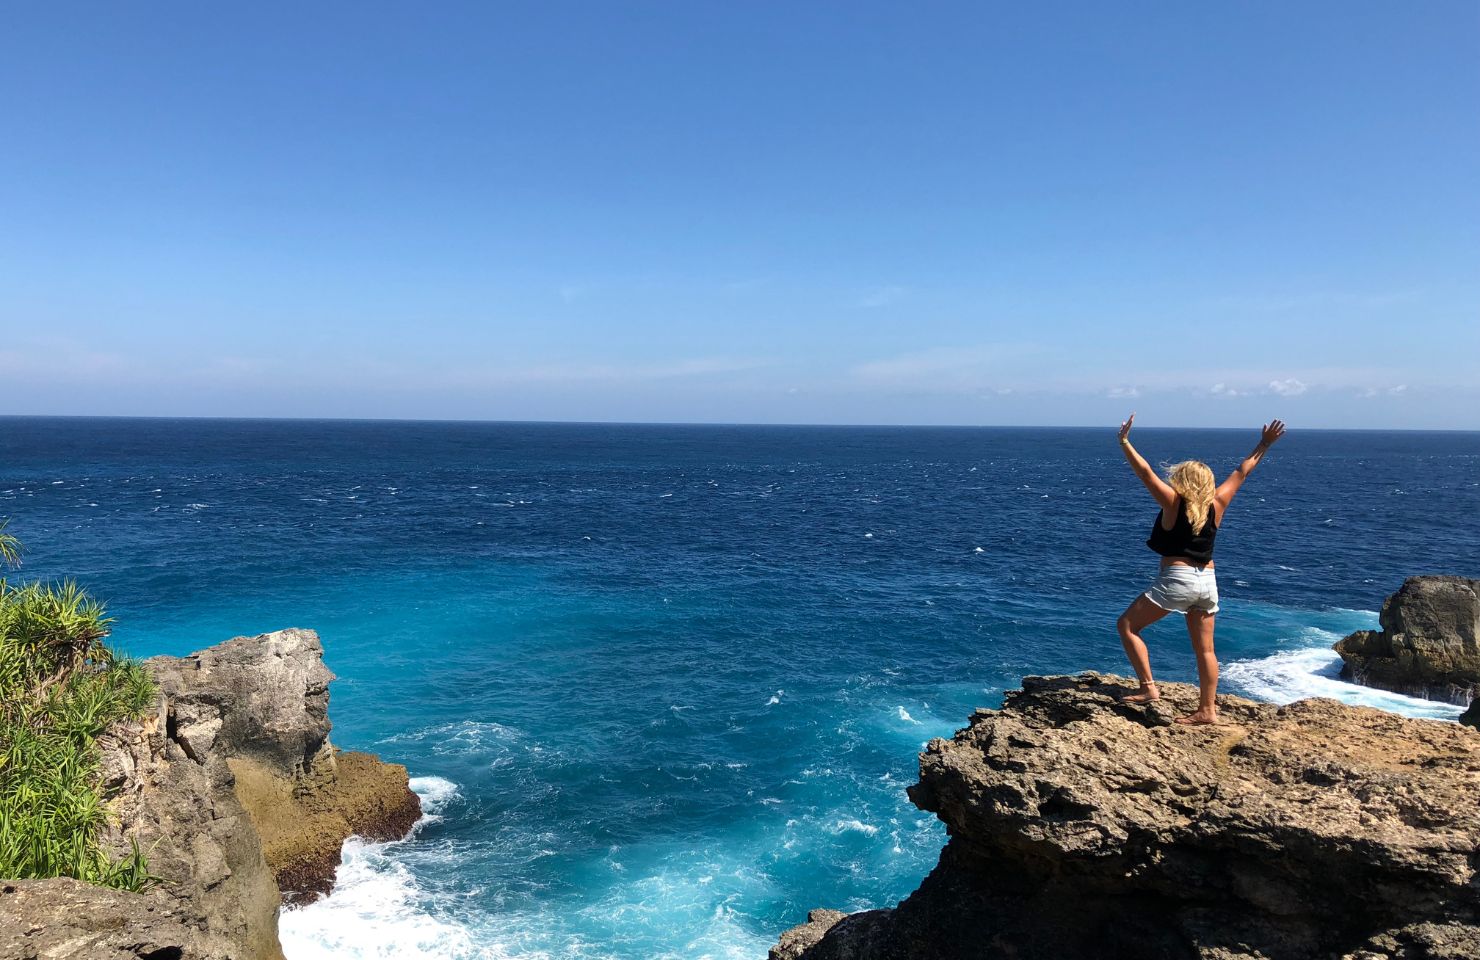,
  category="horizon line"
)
[2,413,1477,435]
